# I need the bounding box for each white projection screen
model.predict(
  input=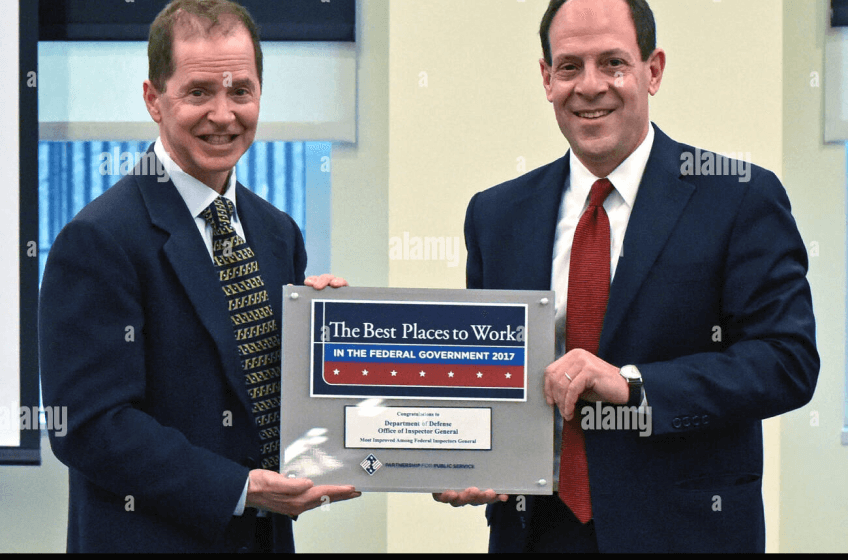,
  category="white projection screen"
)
[0,0,40,464]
